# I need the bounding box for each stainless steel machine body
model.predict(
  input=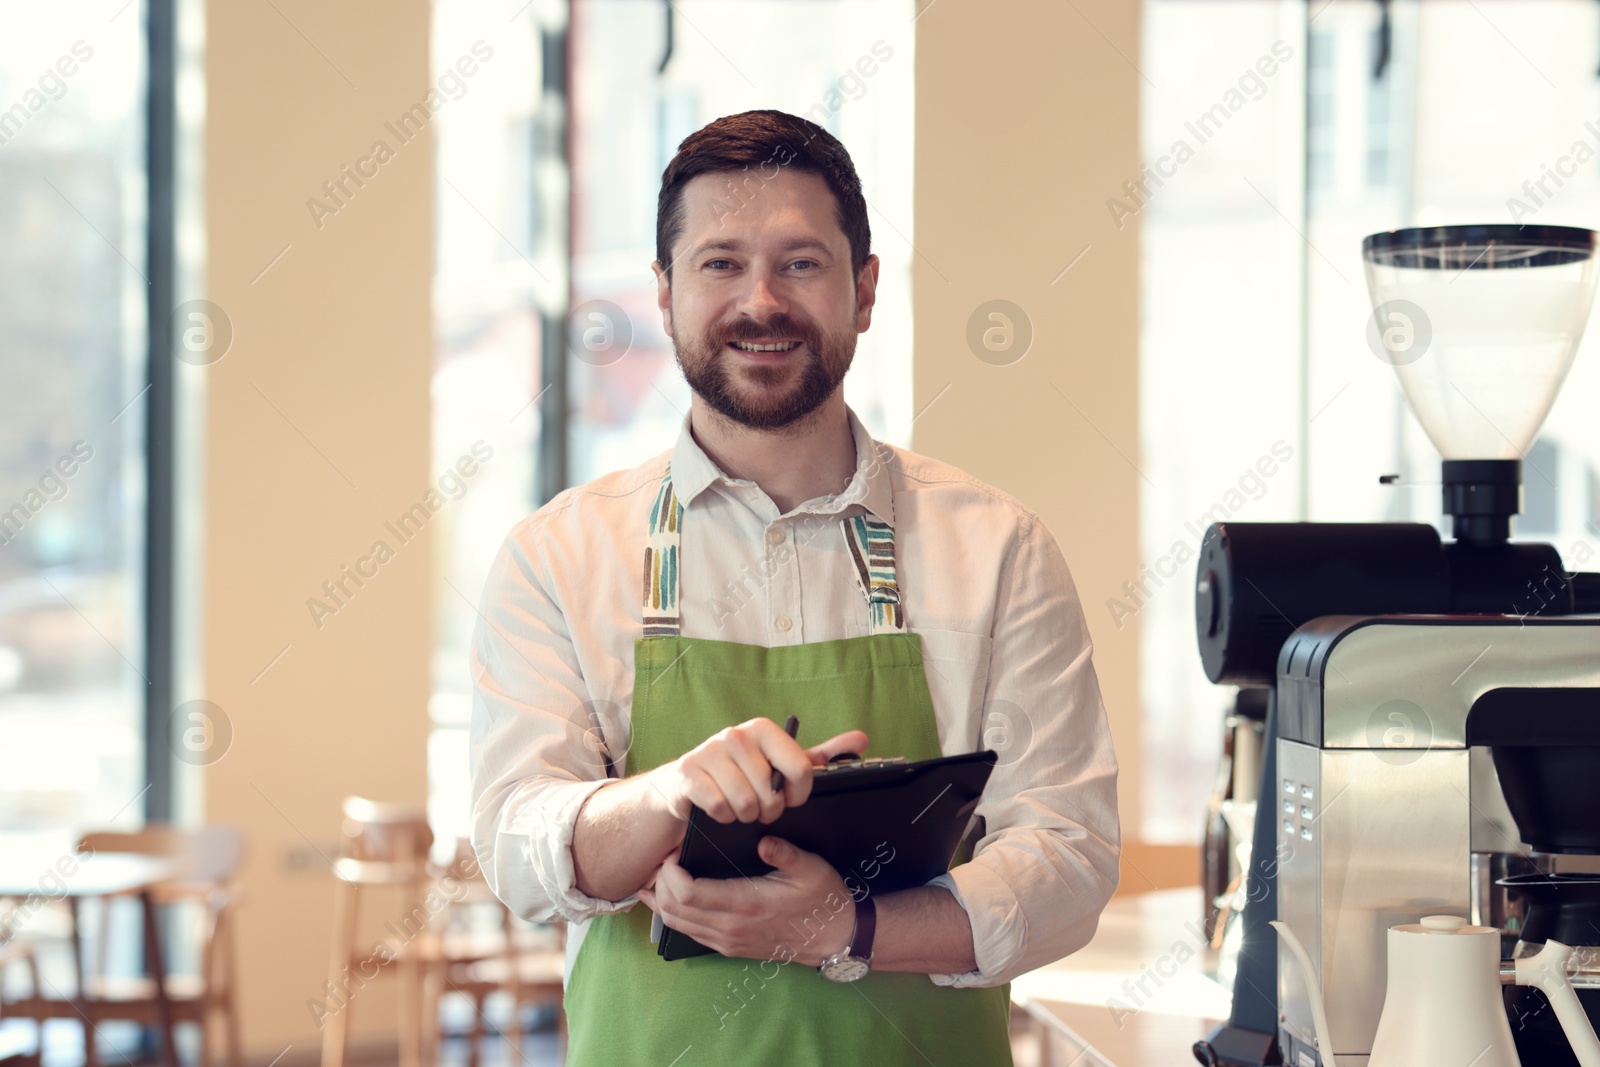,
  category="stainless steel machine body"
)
[1271,614,1600,1067]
